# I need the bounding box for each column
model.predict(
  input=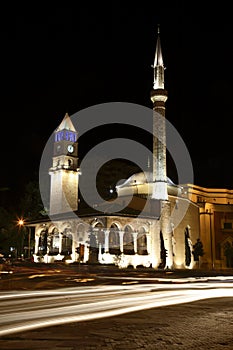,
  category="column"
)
[161,201,173,269]
[59,232,63,254]
[34,234,39,254]
[150,221,161,268]
[133,232,137,253]
[119,231,124,253]
[104,230,109,253]
[146,233,150,254]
